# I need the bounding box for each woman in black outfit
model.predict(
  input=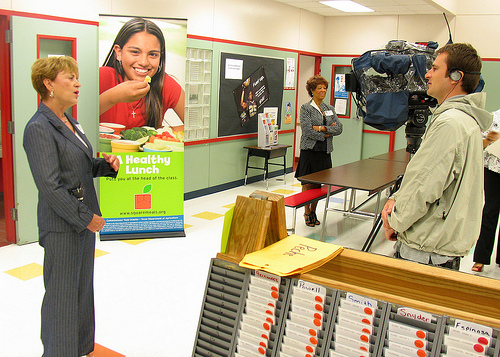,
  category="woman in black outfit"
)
[294,75,343,227]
